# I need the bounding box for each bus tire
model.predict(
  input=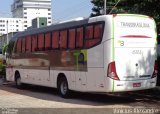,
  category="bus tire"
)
[15,73,23,89]
[57,77,70,98]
